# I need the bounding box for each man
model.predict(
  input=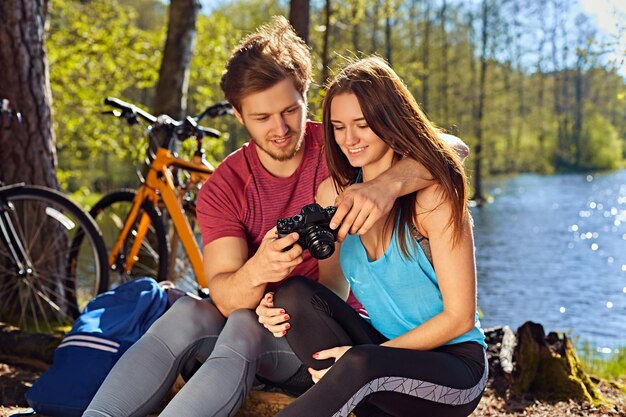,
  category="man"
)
[84,16,465,417]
